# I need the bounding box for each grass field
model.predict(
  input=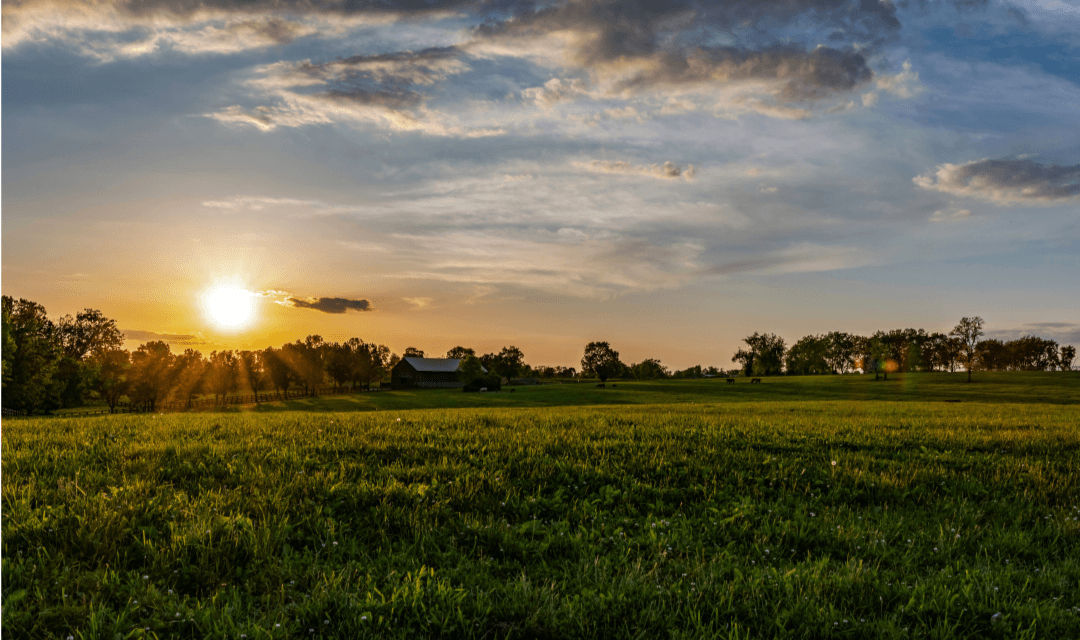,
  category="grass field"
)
[4,373,1080,639]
